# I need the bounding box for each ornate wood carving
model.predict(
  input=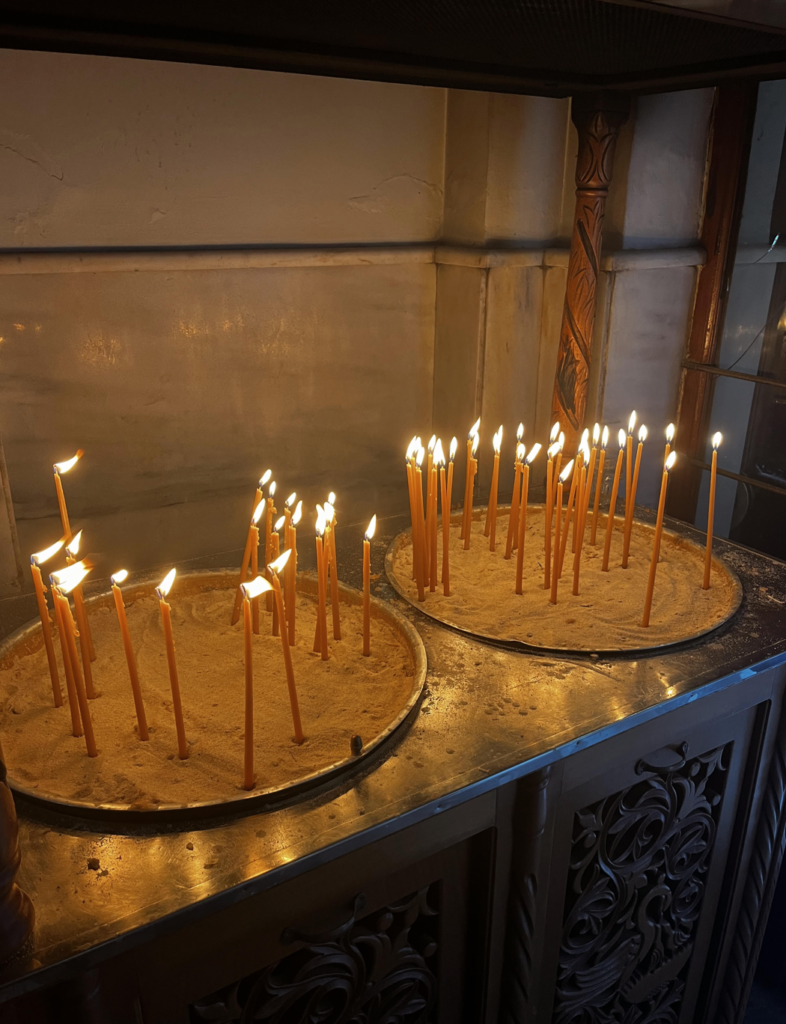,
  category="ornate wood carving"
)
[716,716,786,1024]
[551,92,629,453]
[0,734,34,965]
[499,767,551,1024]
[190,885,438,1023]
[553,744,730,1024]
